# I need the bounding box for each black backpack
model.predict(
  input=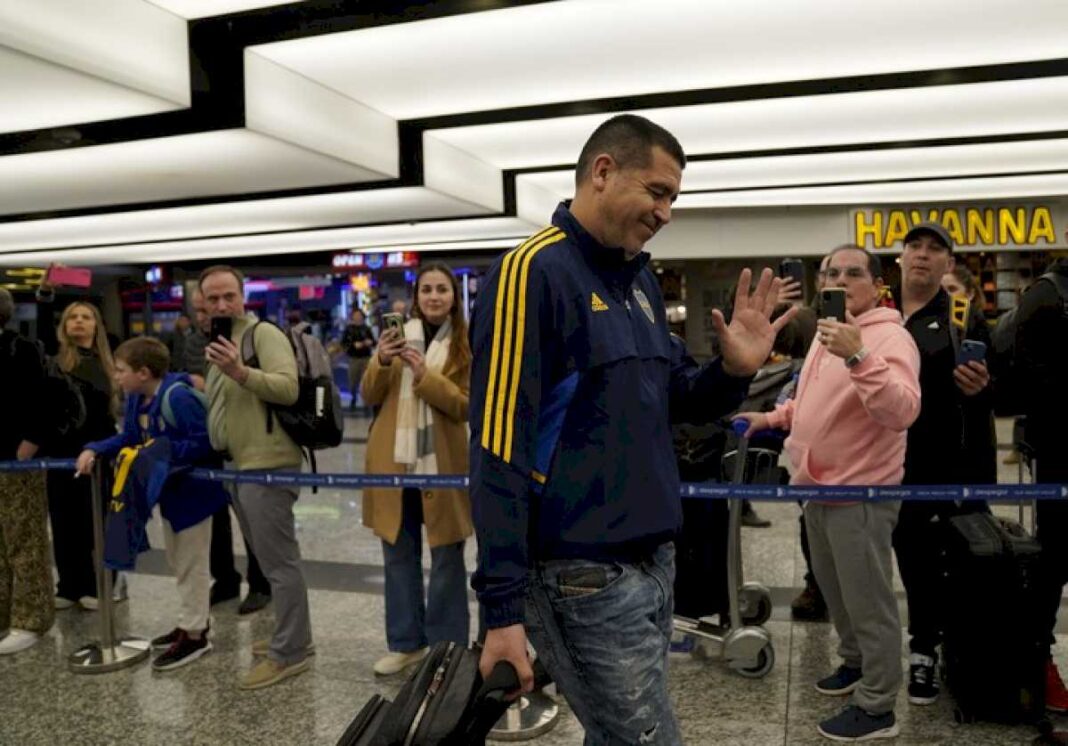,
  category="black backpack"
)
[990,273,1068,416]
[5,333,87,443]
[241,321,344,468]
